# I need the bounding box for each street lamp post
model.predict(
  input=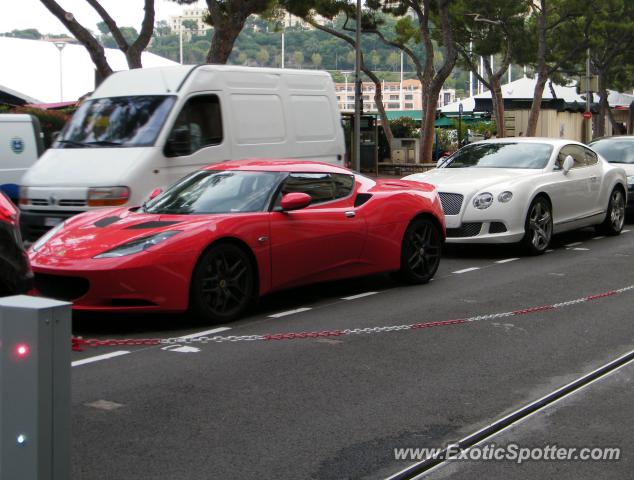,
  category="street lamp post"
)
[54,42,66,102]
[458,103,463,147]
[353,0,362,172]
[179,17,183,64]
